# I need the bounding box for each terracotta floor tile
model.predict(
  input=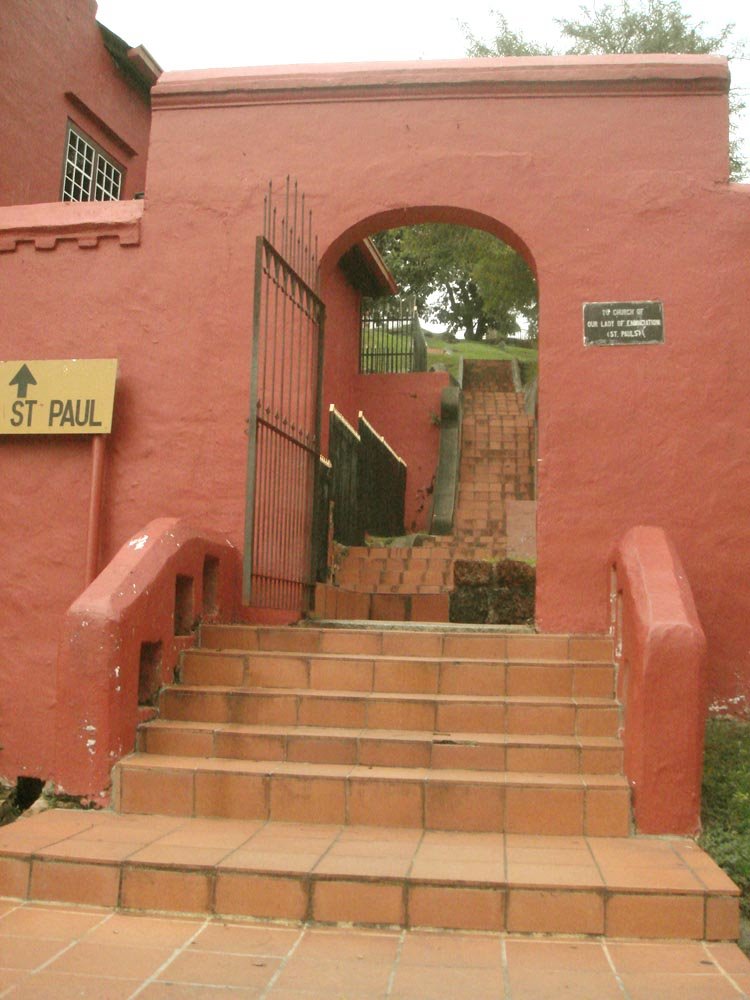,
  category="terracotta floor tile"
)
[506,862,602,888]
[314,854,412,878]
[606,865,707,891]
[293,927,399,961]
[275,957,392,995]
[606,892,705,939]
[390,963,504,999]
[312,879,404,925]
[121,866,212,914]
[0,857,30,898]
[254,821,343,841]
[154,817,263,849]
[507,968,621,1000]
[398,930,503,967]
[507,889,604,935]
[415,830,504,860]
[0,935,69,970]
[607,941,723,973]
[72,814,184,843]
[0,905,106,940]
[618,972,742,1000]
[30,860,120,907]
[409,857,505,882]
[705,941,750,973]
[190,921,300,955]
[424,781,504,833]
[347,778,423,828]
[35,839,138,863]
[214,872,308,921]
[119,766,195,816]
[193,770,269,821]
[47,941,173,978]
[86,911,203,948]
[408,885,505,931]
[141,985,263,999]
[506,938,610,970]
[219,849,319,874]
[270,774,346,824]
[8,972,140,999]
[158,948,281,987]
